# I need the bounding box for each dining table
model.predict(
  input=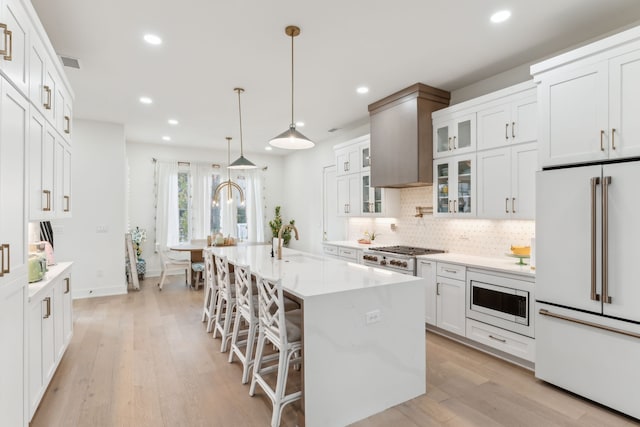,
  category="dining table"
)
[168,240,208,263]
[204,244,427,427]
